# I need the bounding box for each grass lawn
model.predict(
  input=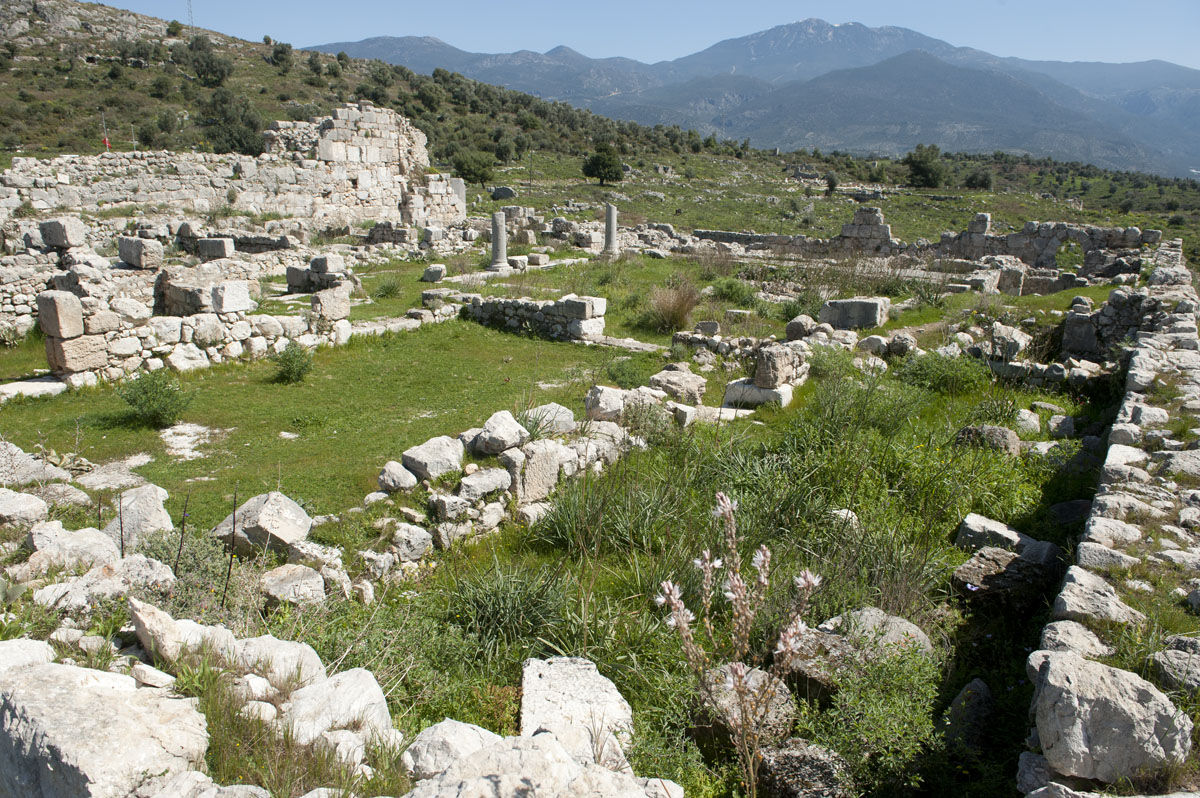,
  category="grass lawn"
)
[0,321,633,531]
